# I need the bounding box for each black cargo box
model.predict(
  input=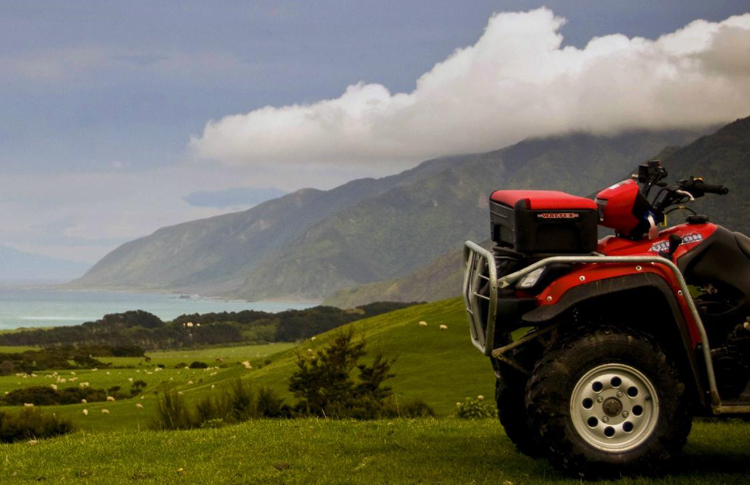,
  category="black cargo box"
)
[490,190,599,255]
